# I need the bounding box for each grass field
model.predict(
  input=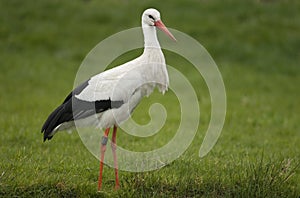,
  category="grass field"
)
[1,0,300,197]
